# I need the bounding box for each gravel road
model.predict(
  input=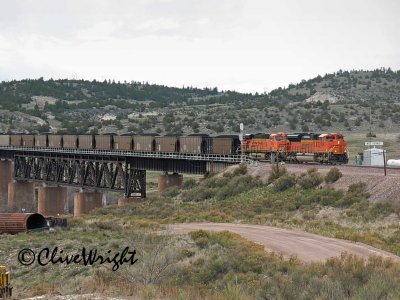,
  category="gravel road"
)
[168,223,400,263]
